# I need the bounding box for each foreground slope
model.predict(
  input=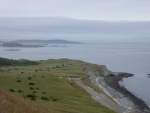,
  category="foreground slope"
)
[0,58,116,113]
[0,89,55,113]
